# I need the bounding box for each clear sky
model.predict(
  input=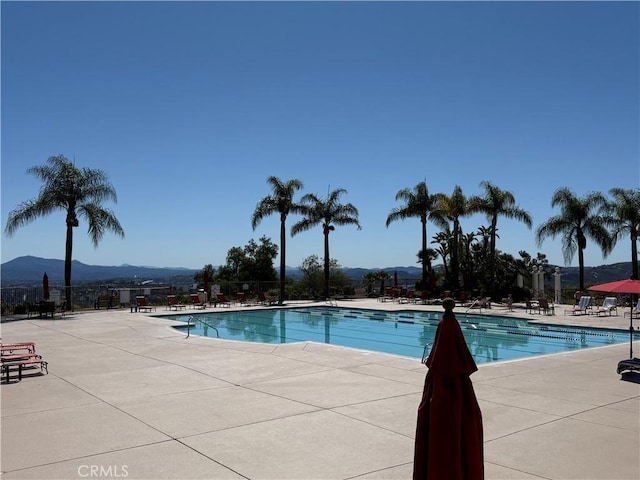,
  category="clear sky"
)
[2,1,639,272]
